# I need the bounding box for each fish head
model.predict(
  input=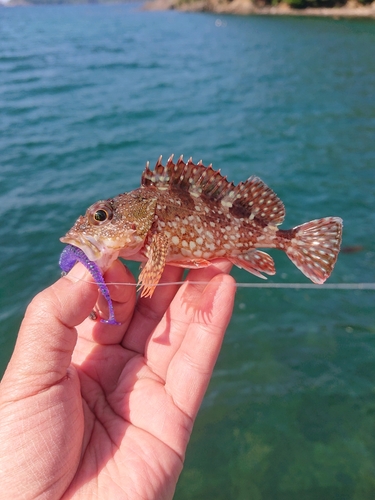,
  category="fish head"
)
[60,191,157,271]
